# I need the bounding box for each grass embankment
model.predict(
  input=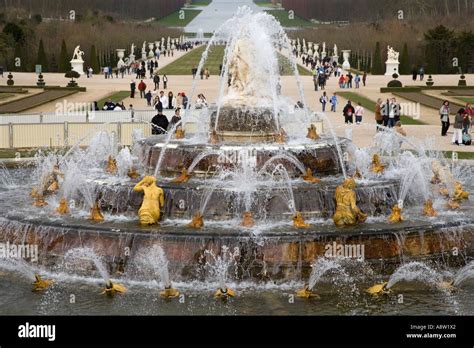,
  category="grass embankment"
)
[158,45,311,76]
[335,91,425,125]
[97,91,129,109]
[155,9,201,27]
